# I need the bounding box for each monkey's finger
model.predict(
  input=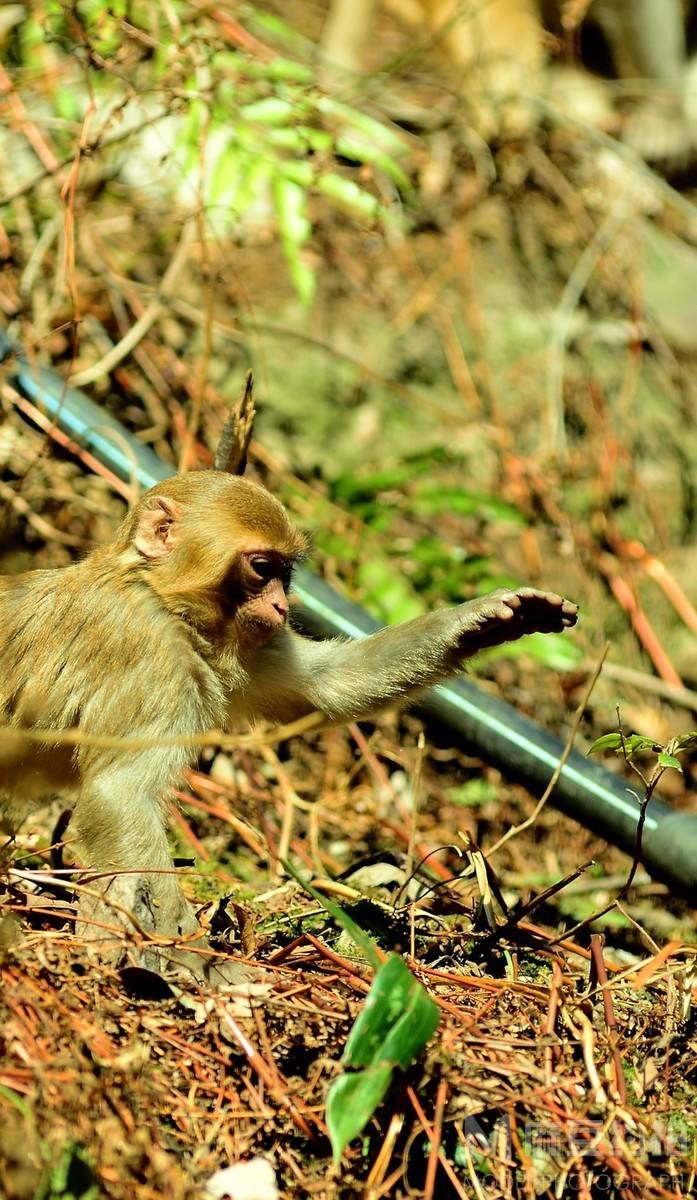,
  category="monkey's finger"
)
[513,587,565,607]
[512,589,579,624]
[560,599,579,626]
